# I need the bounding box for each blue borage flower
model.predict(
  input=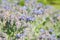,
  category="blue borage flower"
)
[16,33,26,38]
[26,16,35,22]
[51,34,56,38]
[16,34,21,38]
[36,3,43,8]
[19,16,25,20]
[22,6,27,10]
[37,9,44,14]
[40,28,45,33]
[25,0,30,3]
[3,5,11,10]
[50,34,56,40]
[49,28,54,33]
[19,14,26,20]
[33,9,44,15]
